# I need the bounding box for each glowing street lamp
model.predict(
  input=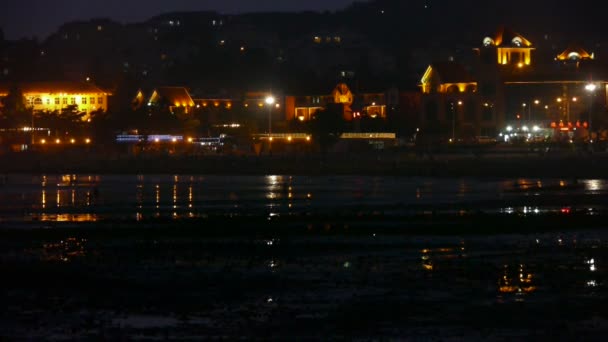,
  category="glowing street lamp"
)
[265,95,275,154]
[586,83,597,143]
[265,95,275,137]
